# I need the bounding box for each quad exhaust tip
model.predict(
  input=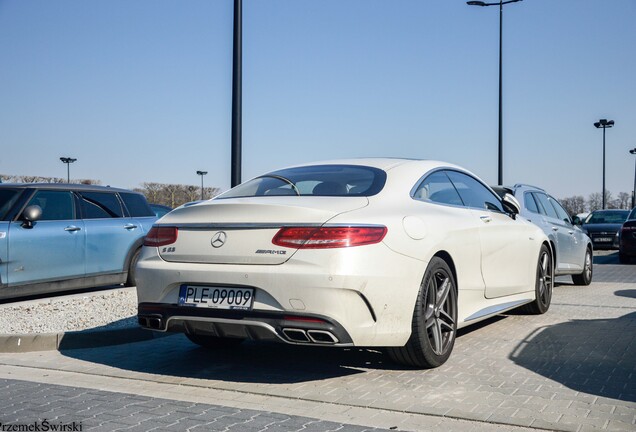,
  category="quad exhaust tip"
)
[282,328,338,344]
[138,316,163,330]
